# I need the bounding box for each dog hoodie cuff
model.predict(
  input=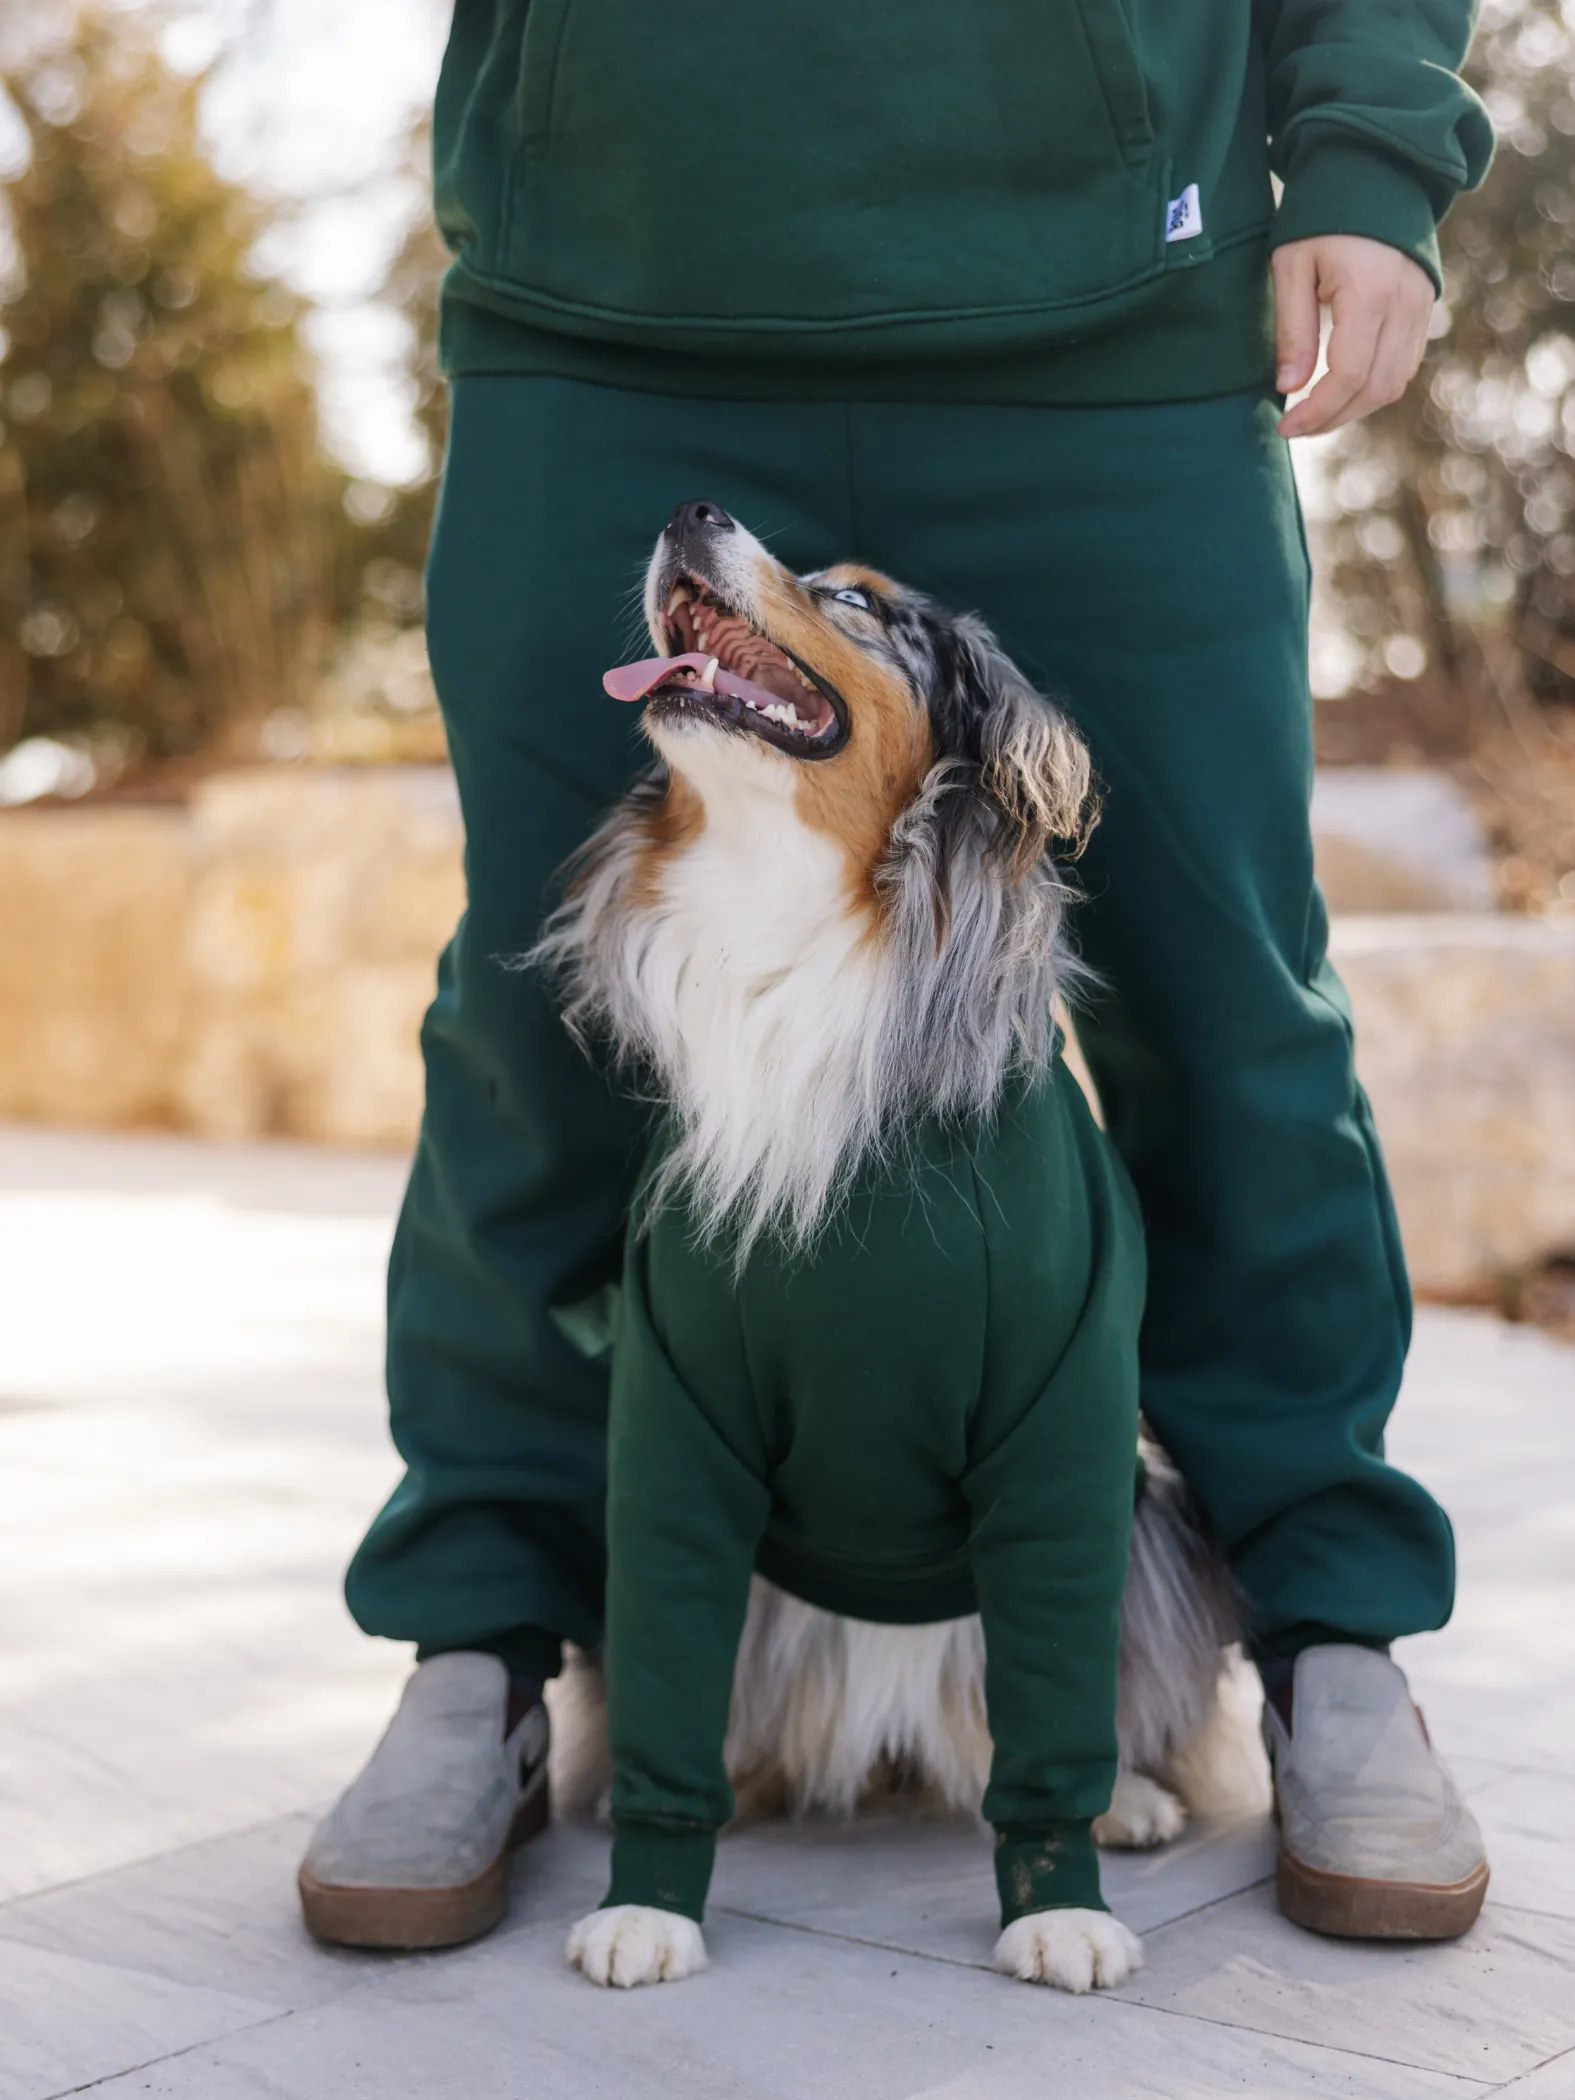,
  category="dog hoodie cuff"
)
[605,1818,717,1924]
[993,1820,1105,1924]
